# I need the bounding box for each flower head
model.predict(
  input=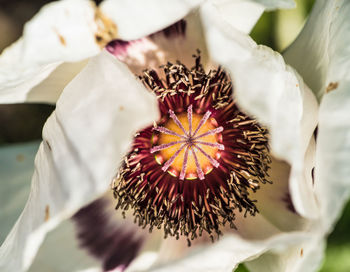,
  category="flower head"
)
[1,0,350,272]
[113,56,271,242]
